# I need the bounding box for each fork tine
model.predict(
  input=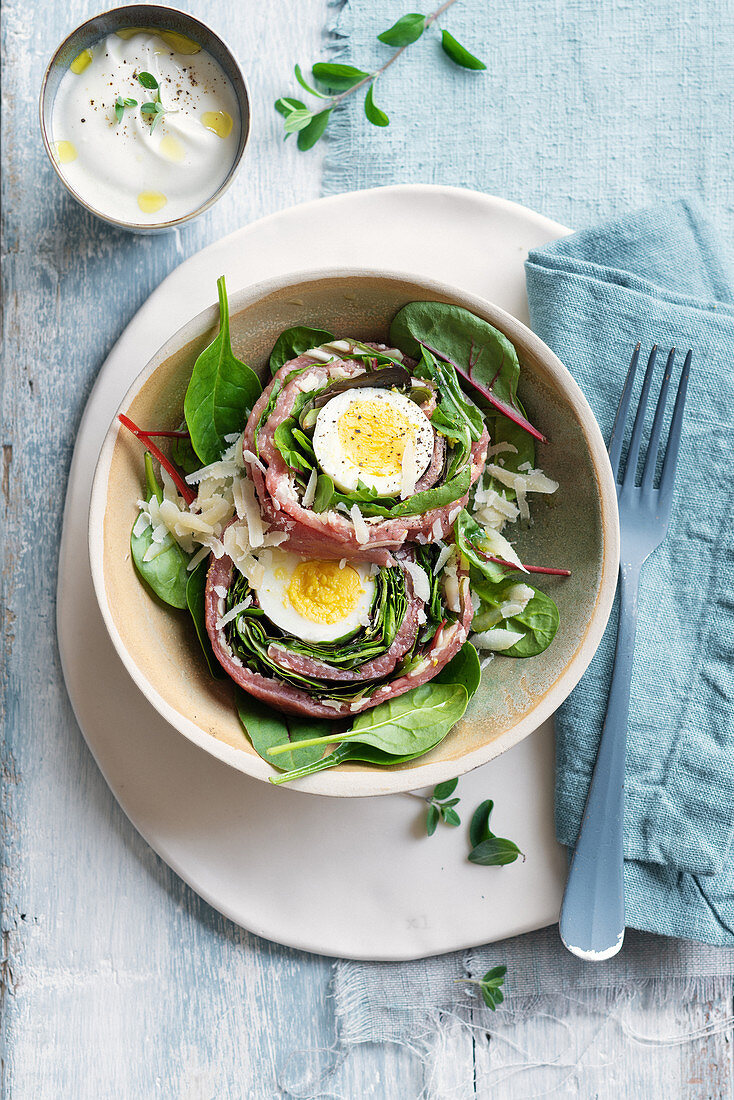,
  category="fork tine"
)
[621,345,658,486]
[641,347,676,492]
[658,350,692,506]
[608,344,640,475]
